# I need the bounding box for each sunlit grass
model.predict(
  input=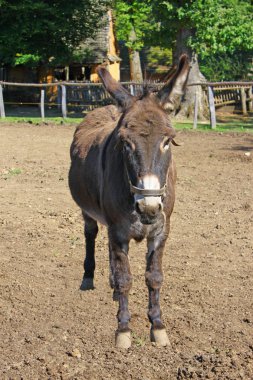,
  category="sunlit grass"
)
[0,116,252,132]
[175,121,253,133]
